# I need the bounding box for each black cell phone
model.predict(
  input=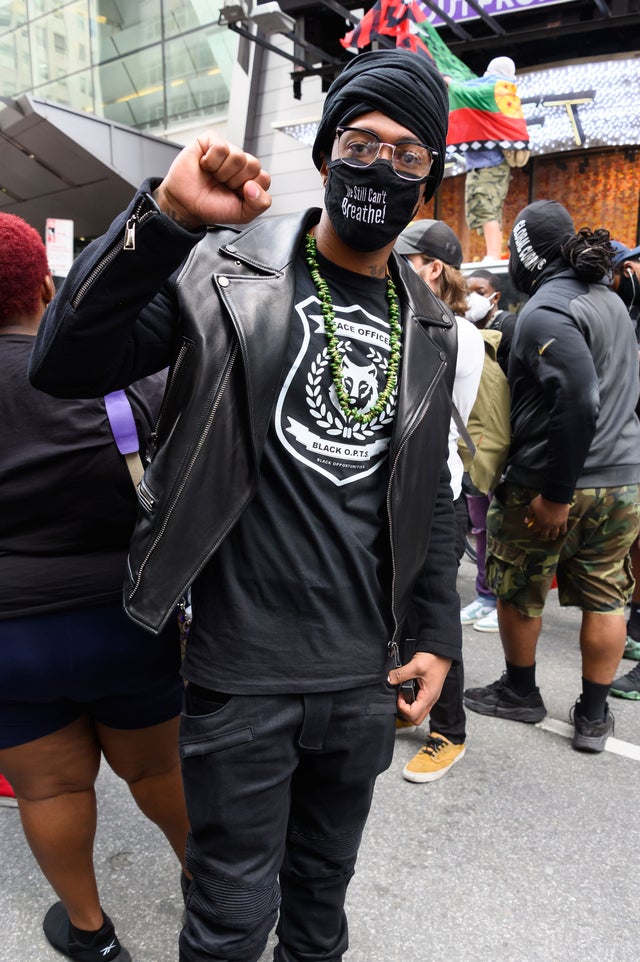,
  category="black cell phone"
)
[399,679,417,704]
